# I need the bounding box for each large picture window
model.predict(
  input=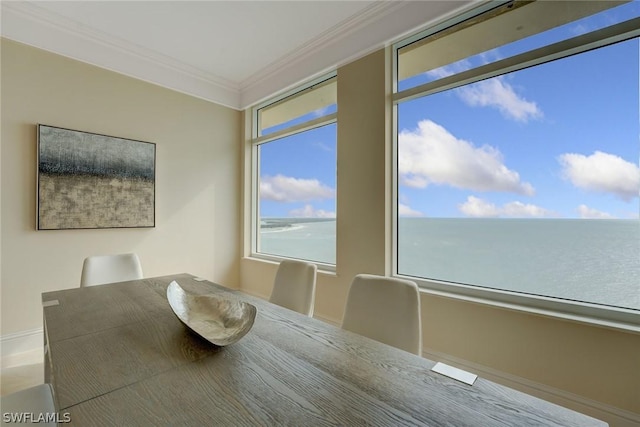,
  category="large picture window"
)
[394,1,640,317]
[252,75,337,265]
